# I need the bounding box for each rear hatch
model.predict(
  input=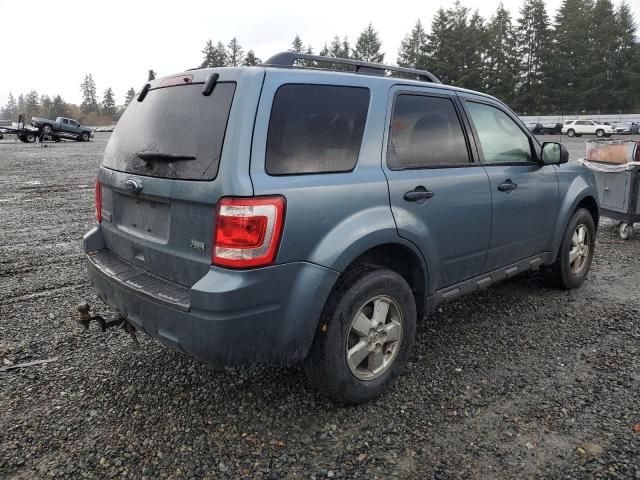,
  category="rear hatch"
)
[97,70,253,287]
